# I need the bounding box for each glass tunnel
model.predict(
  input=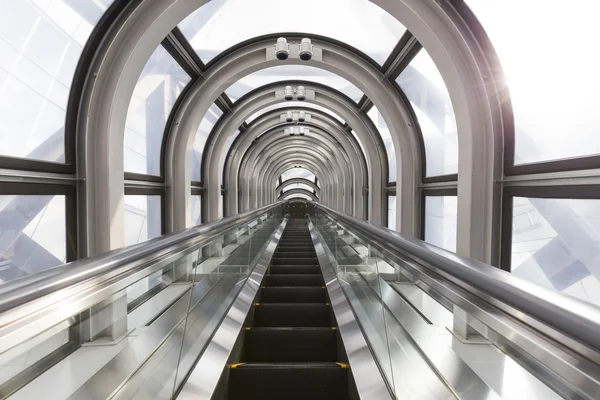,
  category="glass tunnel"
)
[1,0,600,399]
